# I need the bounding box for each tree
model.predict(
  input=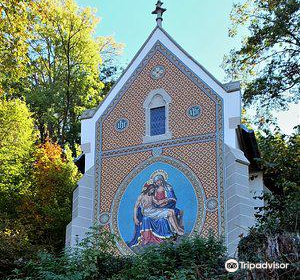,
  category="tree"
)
[25,0,123,151]
[19,140,81,252]
[0,99,35,217]
[0,0,38,97]
[223,0,300,111]
[0,122,80,276]
[256,126,299,194]
[254,126,300,233]
[98,36,124,97]
[0,99,36,278]
[234,127,300,280]
[0,0,123,151]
